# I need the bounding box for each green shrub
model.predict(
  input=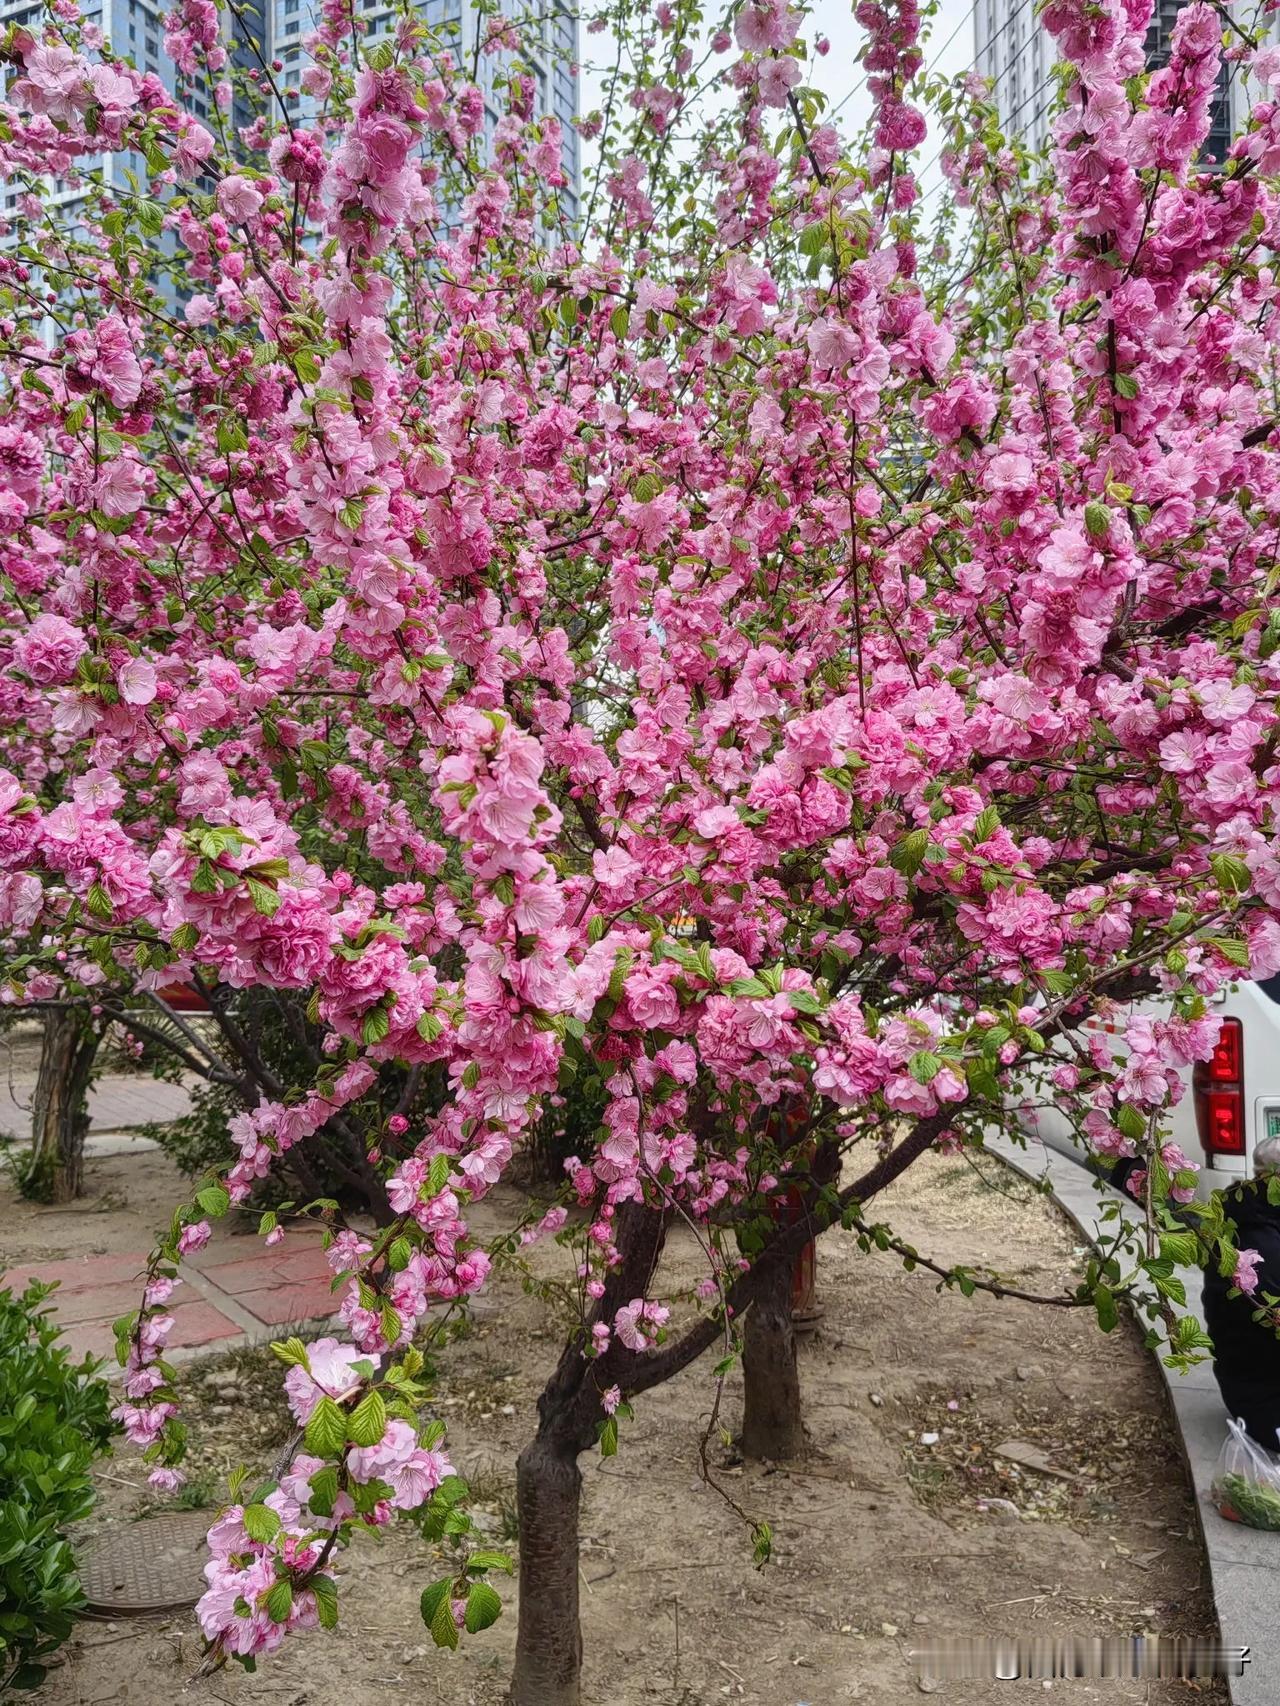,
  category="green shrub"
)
[0,1282,116,1696]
